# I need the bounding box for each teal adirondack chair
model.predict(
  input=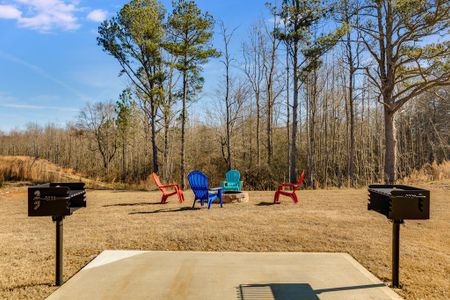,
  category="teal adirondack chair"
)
[222,170,243,192]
